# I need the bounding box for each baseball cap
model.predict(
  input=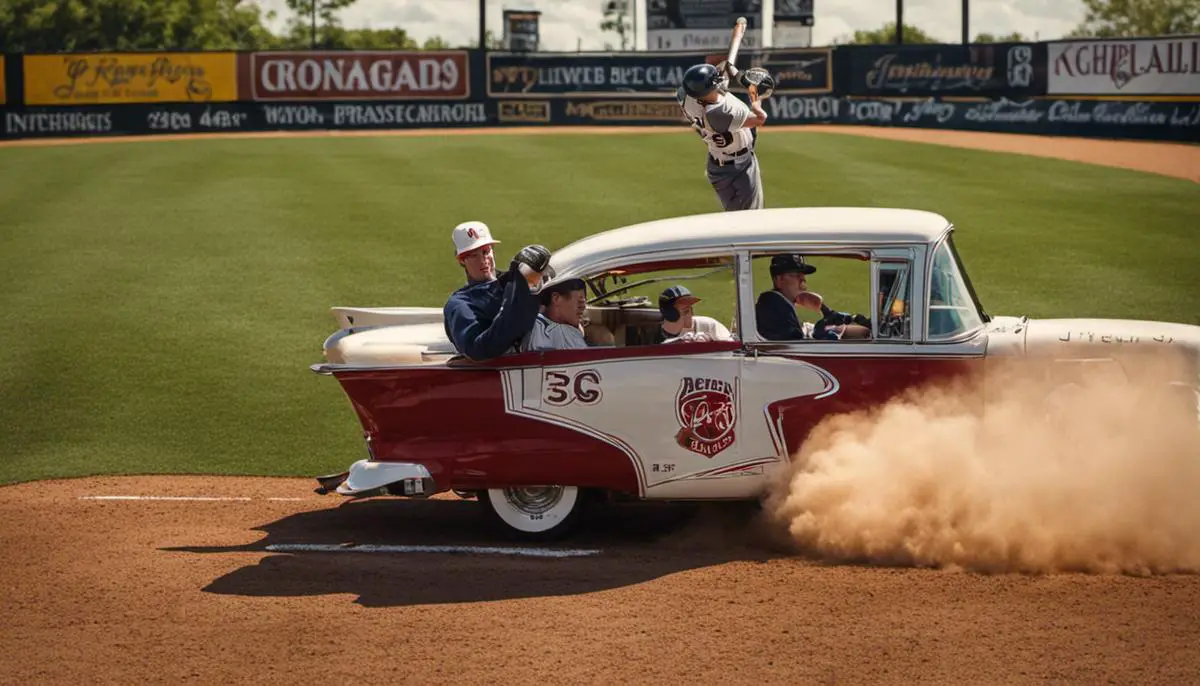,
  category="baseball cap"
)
[452,221,501,257]
[659,285,703,311]
[769,254,817,277]
[538,277,586,305]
